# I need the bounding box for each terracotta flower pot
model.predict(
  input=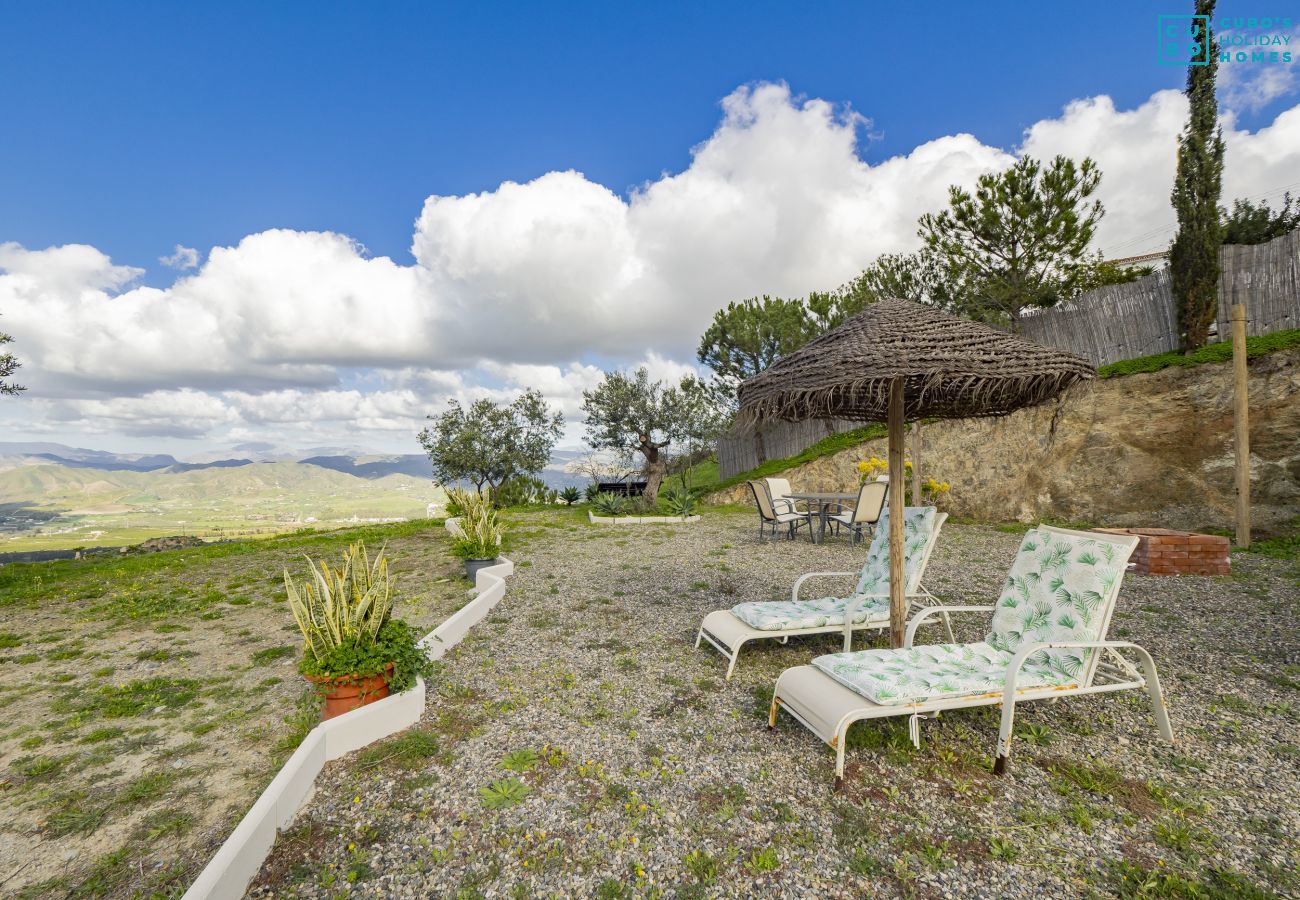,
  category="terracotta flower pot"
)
[306,662,394,719]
